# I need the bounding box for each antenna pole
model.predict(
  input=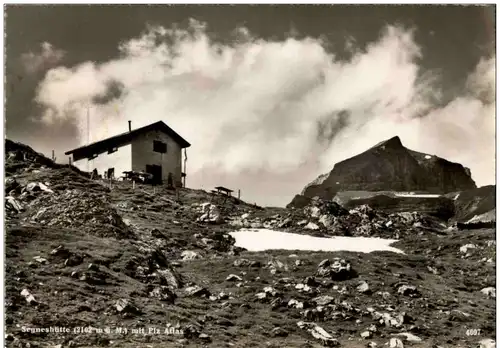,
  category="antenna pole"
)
[87,105,90,173]
[183,148,187,188]
[87,105,90,145]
